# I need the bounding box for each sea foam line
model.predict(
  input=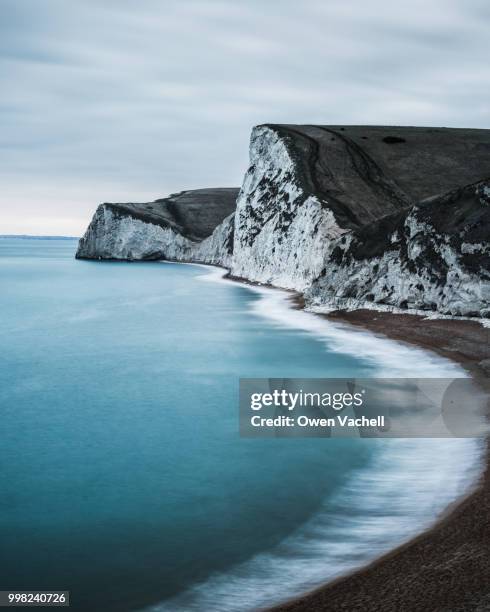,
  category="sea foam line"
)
[195,264,463,378]
[145,437,482,612]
